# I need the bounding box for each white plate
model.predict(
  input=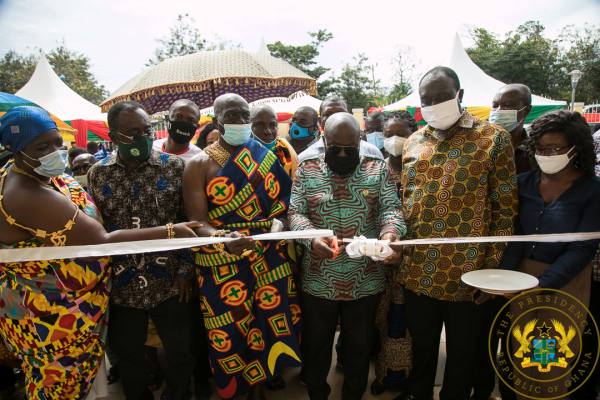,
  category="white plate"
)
[461,269,538,294]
